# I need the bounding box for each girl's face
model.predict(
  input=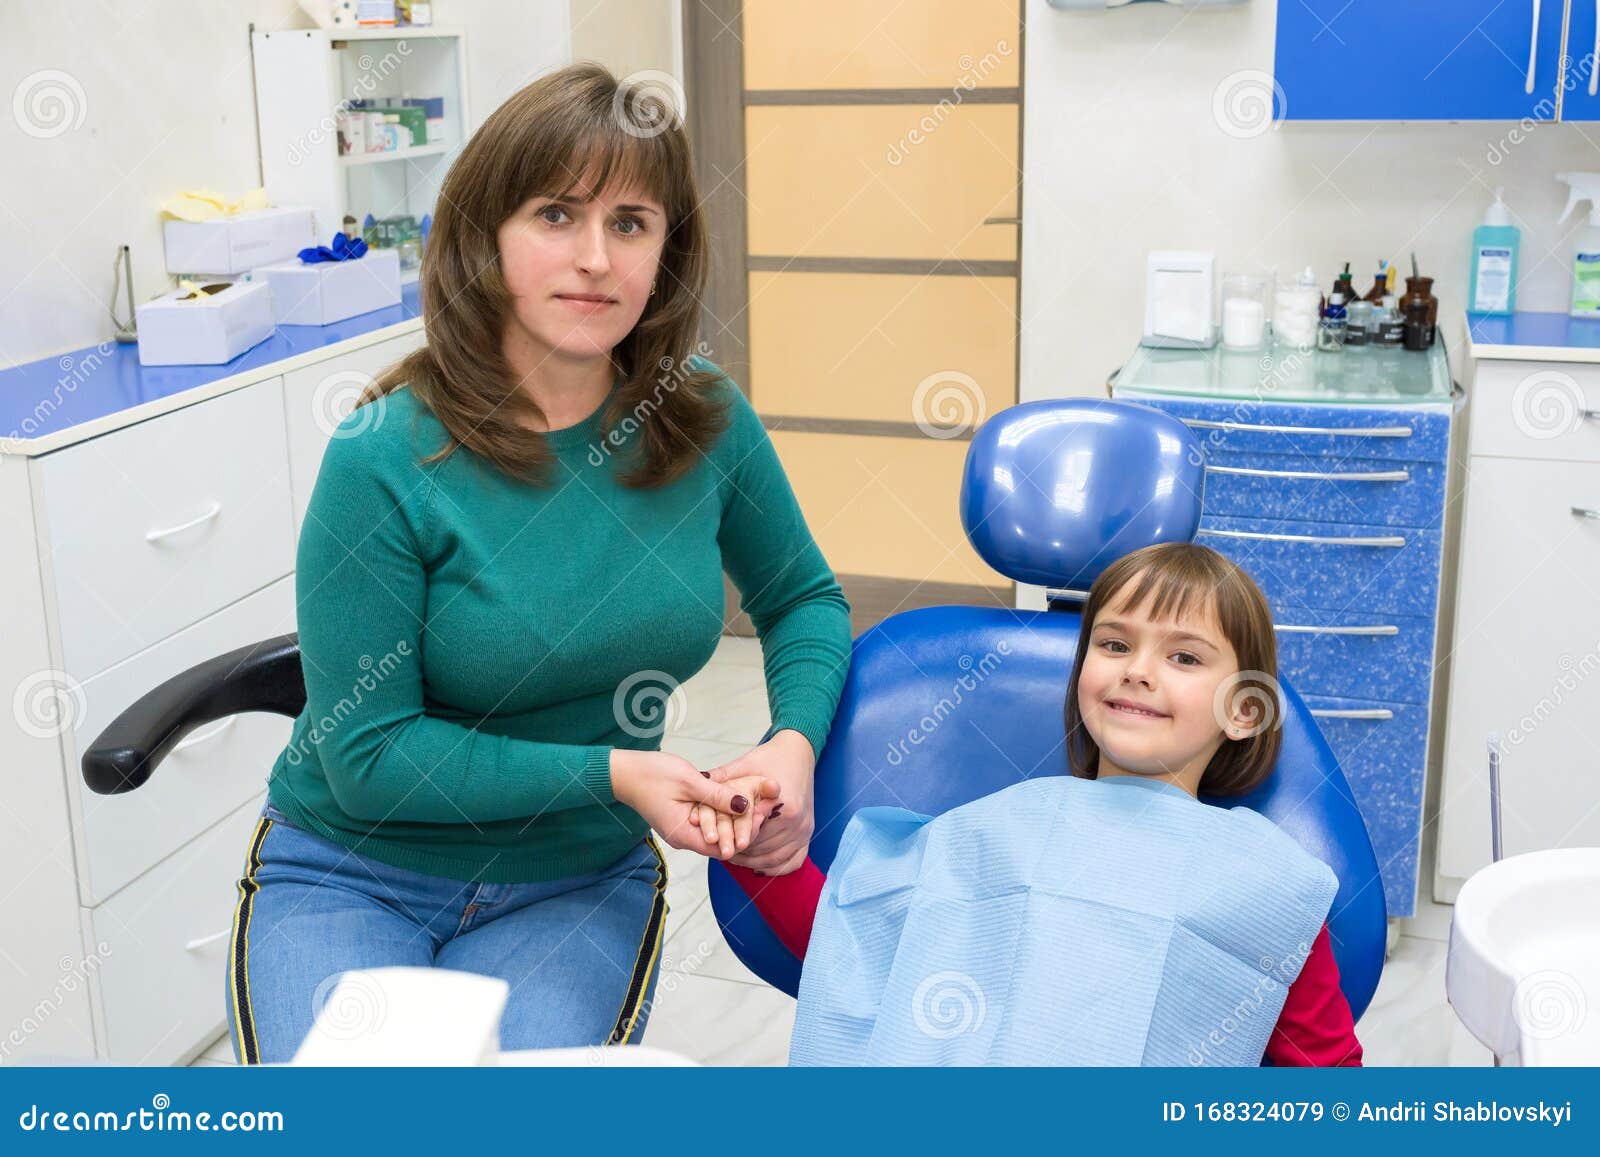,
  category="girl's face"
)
[496,174,666,364]
[1076,589,1250,791]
